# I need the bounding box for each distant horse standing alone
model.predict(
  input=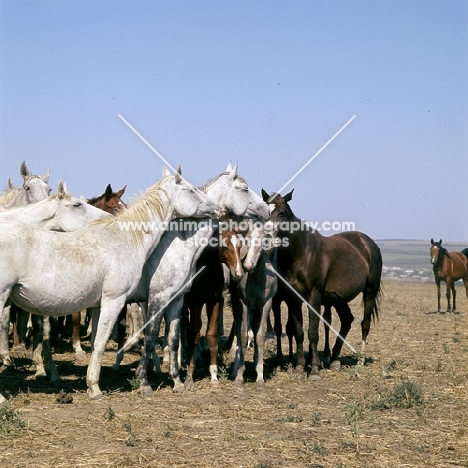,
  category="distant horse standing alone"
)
[430,239,468,313]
